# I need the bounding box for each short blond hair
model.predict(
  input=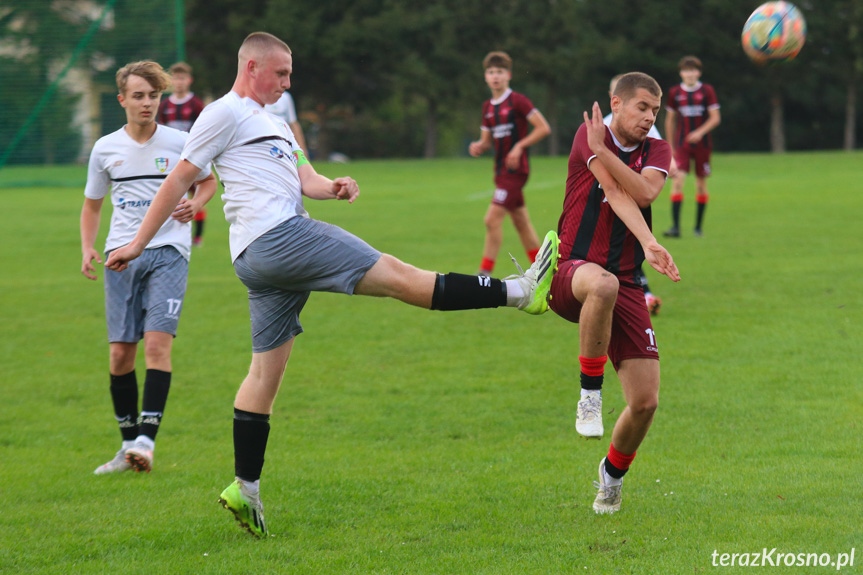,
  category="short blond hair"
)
[239,32,291,62]
[116,61,171,94]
